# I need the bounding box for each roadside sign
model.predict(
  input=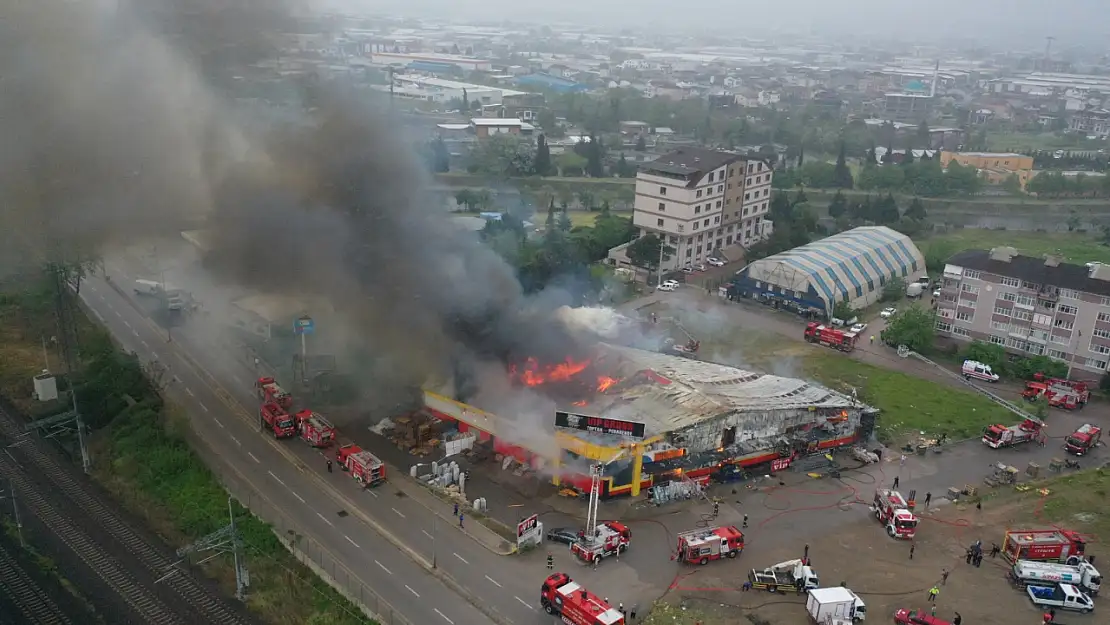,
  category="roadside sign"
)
[517,514,539,538]
[293,316,315,335]
[555,411,646,440]
[517,513,542,547]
